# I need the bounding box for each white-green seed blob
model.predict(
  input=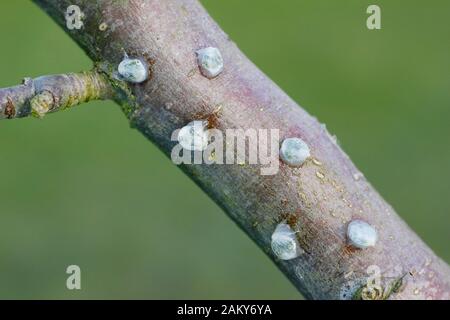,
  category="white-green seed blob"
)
[347,220,378,249]
[280,137,310,166]
[118,58,148,83]
[196,47,224,78]
[177,120,209,151]
[271,223,302,260]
